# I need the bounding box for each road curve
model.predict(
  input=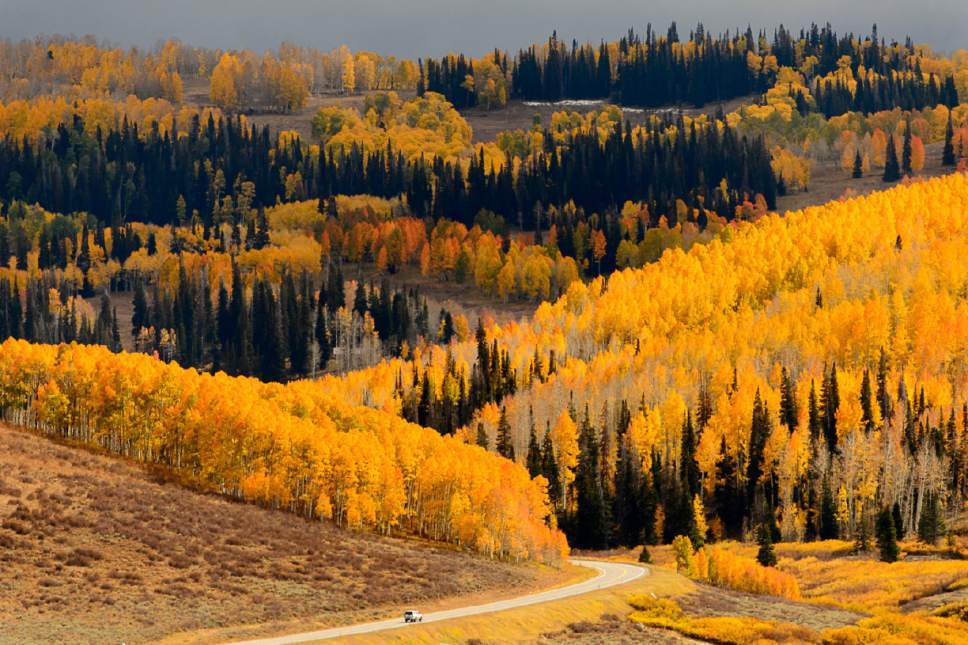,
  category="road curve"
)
[228,559,647,644]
